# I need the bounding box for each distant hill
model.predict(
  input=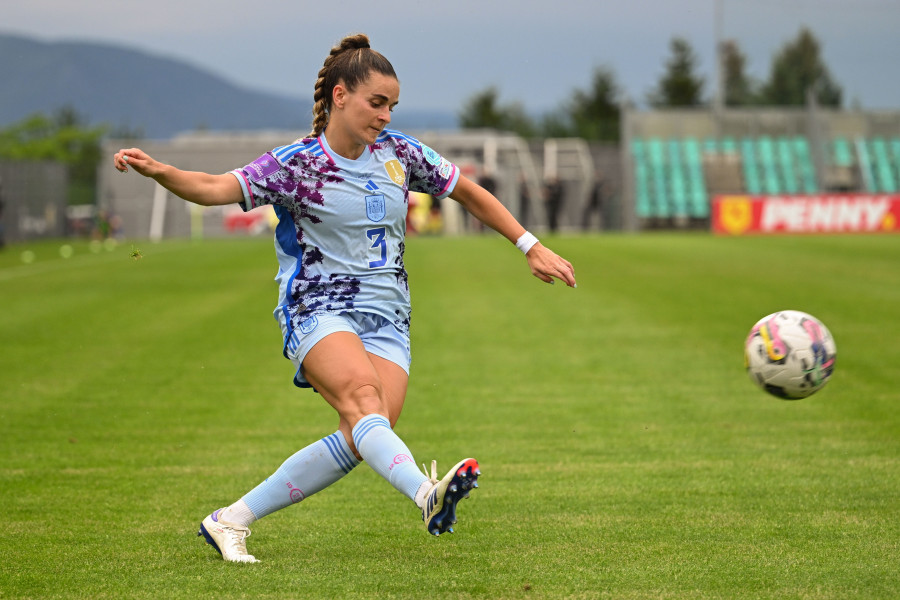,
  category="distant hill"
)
[0,33,456,139]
